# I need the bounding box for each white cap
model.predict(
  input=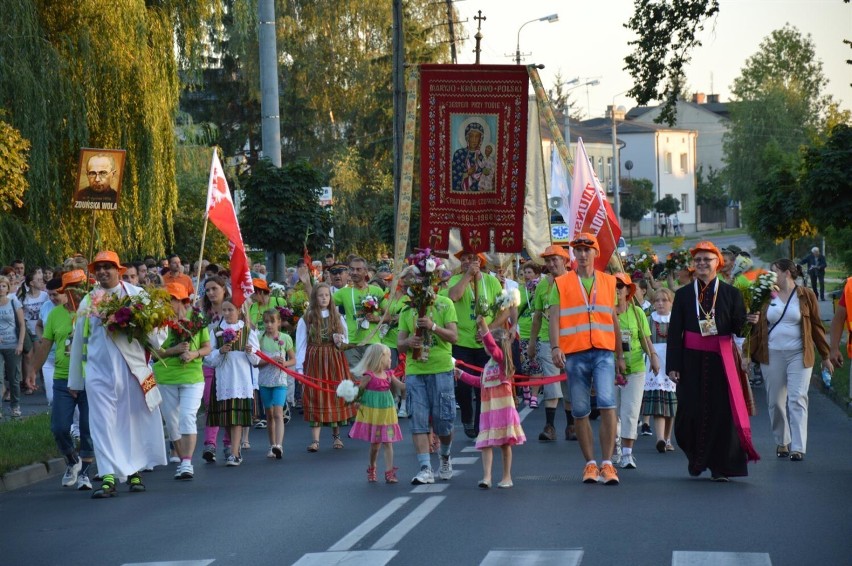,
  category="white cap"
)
[812,247,819,253]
